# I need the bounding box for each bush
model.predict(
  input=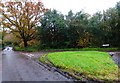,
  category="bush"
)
[14,45,39,52]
